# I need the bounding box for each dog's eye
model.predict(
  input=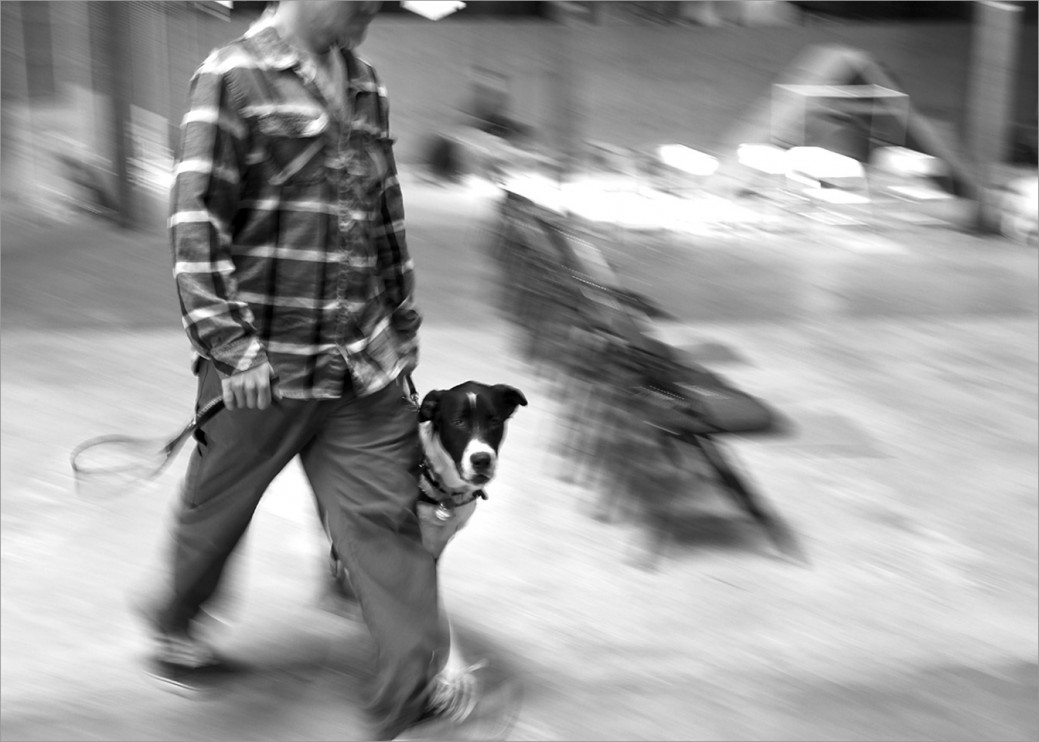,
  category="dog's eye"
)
[452,417,467,428]
[487,416,503,427]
